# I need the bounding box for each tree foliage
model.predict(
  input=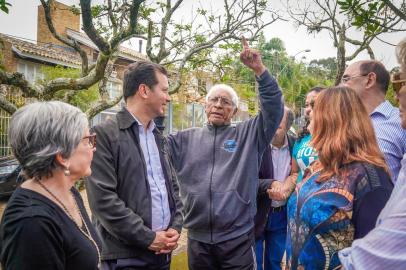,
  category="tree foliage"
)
[0,0,11,13]
[216,35,333,115]
[0,0,280,117]
[308,57,337,81]
[286,0,404,85]
[338,0,406,35]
